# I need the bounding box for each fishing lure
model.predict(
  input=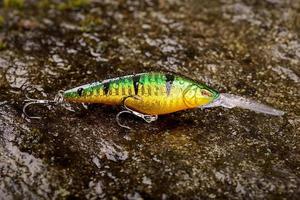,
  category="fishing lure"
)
[23,72,284,129]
